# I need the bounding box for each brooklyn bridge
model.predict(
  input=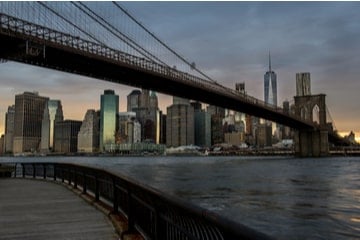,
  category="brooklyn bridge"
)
[0,2,349,157]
